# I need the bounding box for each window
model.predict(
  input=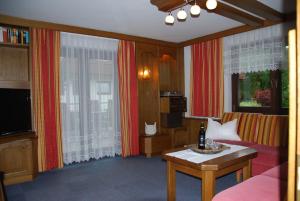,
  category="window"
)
[232,69,288,114]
